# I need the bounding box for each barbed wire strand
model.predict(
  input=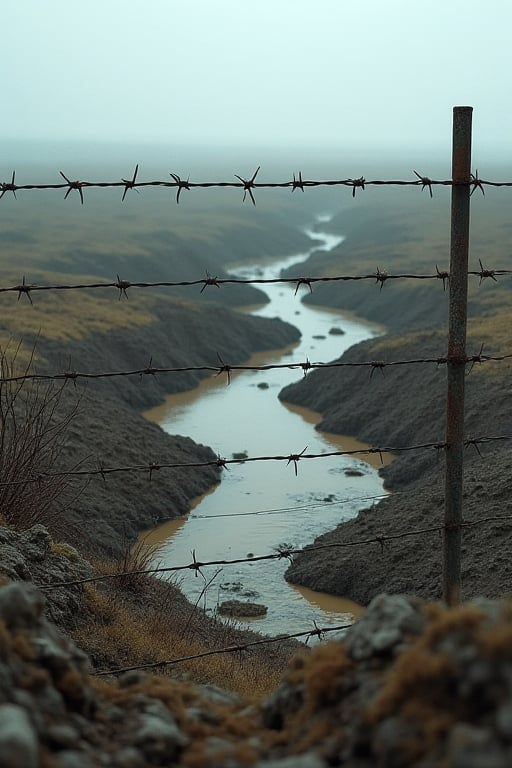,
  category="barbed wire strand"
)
[36,510,512,594]
[190,492,393,520]
[95,621,354,677]
[1,349,510,386]
[0,439,445,488]
[3,435,512,489]
[0,169,508,205]
[2,263,511,303]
